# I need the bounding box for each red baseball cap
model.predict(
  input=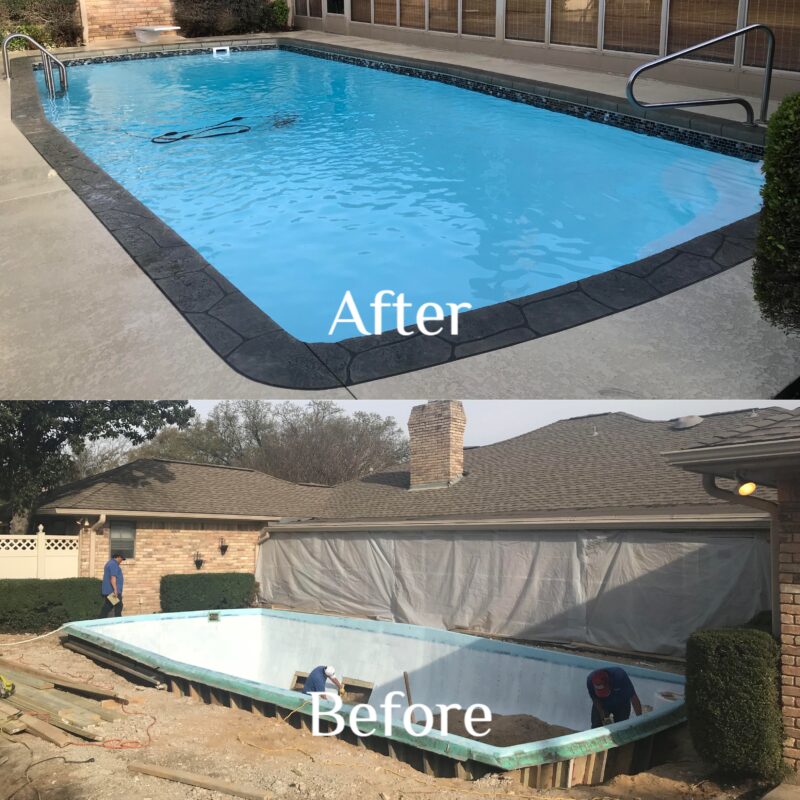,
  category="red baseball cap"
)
[591,670,611,698]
